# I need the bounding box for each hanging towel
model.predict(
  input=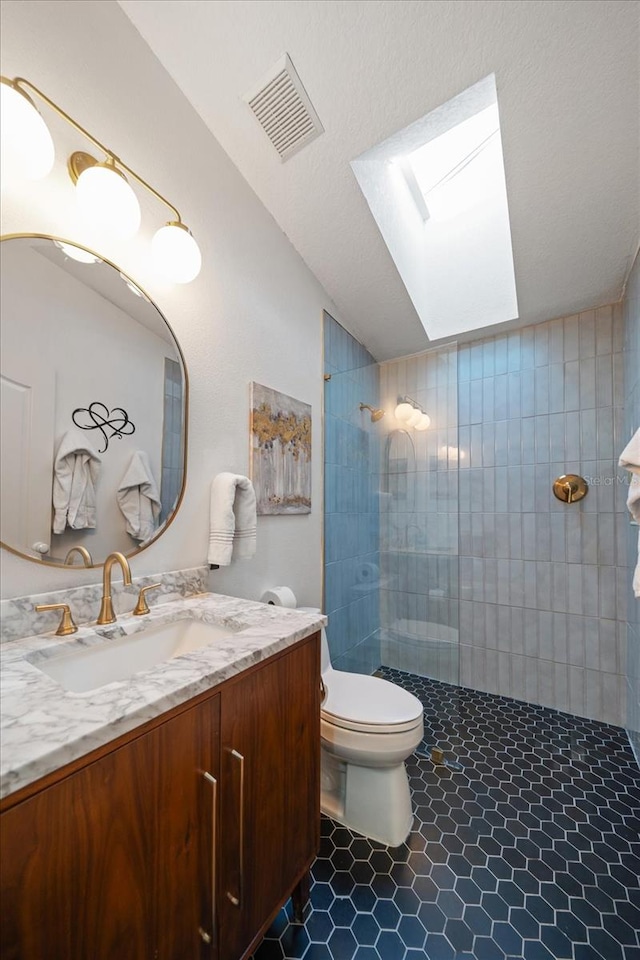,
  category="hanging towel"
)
[117,451,161,542]
[208,473,257,566]
[619,427,640,598]
[52,429,101,534]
